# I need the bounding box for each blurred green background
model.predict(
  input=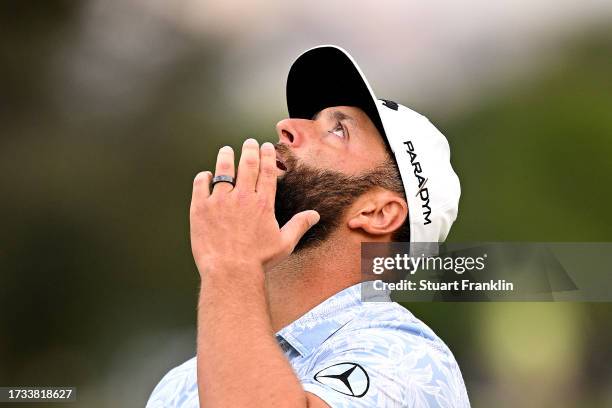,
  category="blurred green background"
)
[1,1,611,407]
